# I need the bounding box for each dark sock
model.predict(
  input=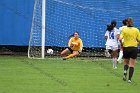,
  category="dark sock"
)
[124,65,129,75]
[128,67,134,80]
